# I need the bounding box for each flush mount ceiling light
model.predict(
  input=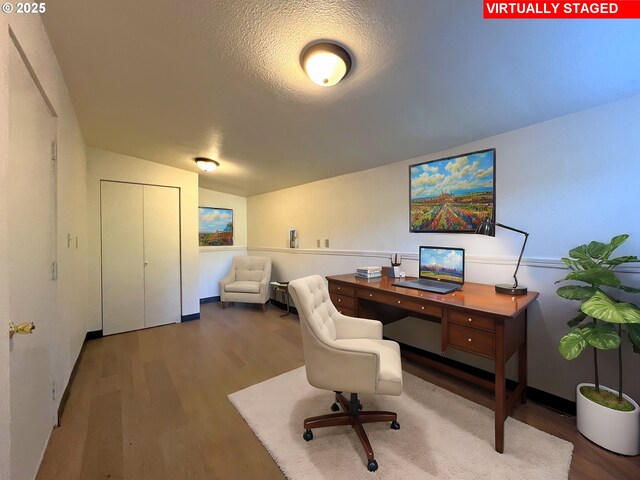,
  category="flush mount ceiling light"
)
[301,42,352,87]
[194,157,220,172]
